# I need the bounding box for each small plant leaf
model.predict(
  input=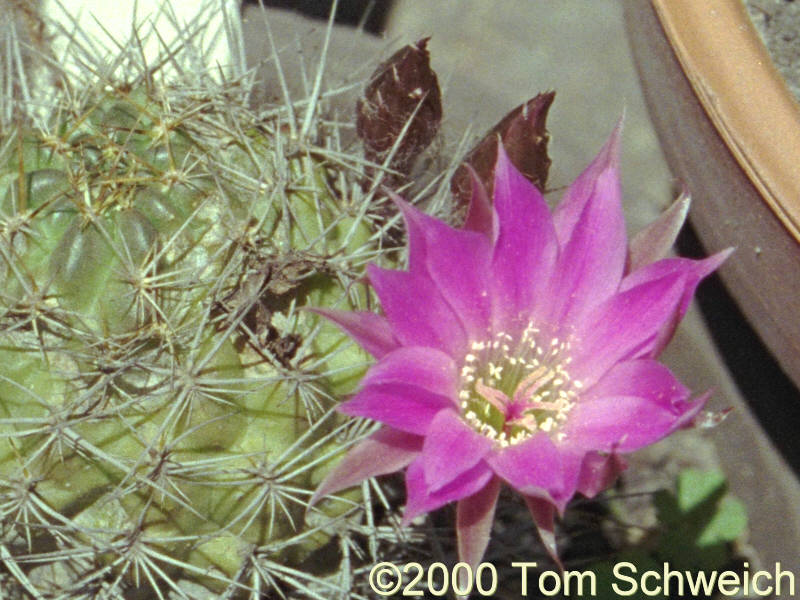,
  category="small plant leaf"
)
[654,469,748,571]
